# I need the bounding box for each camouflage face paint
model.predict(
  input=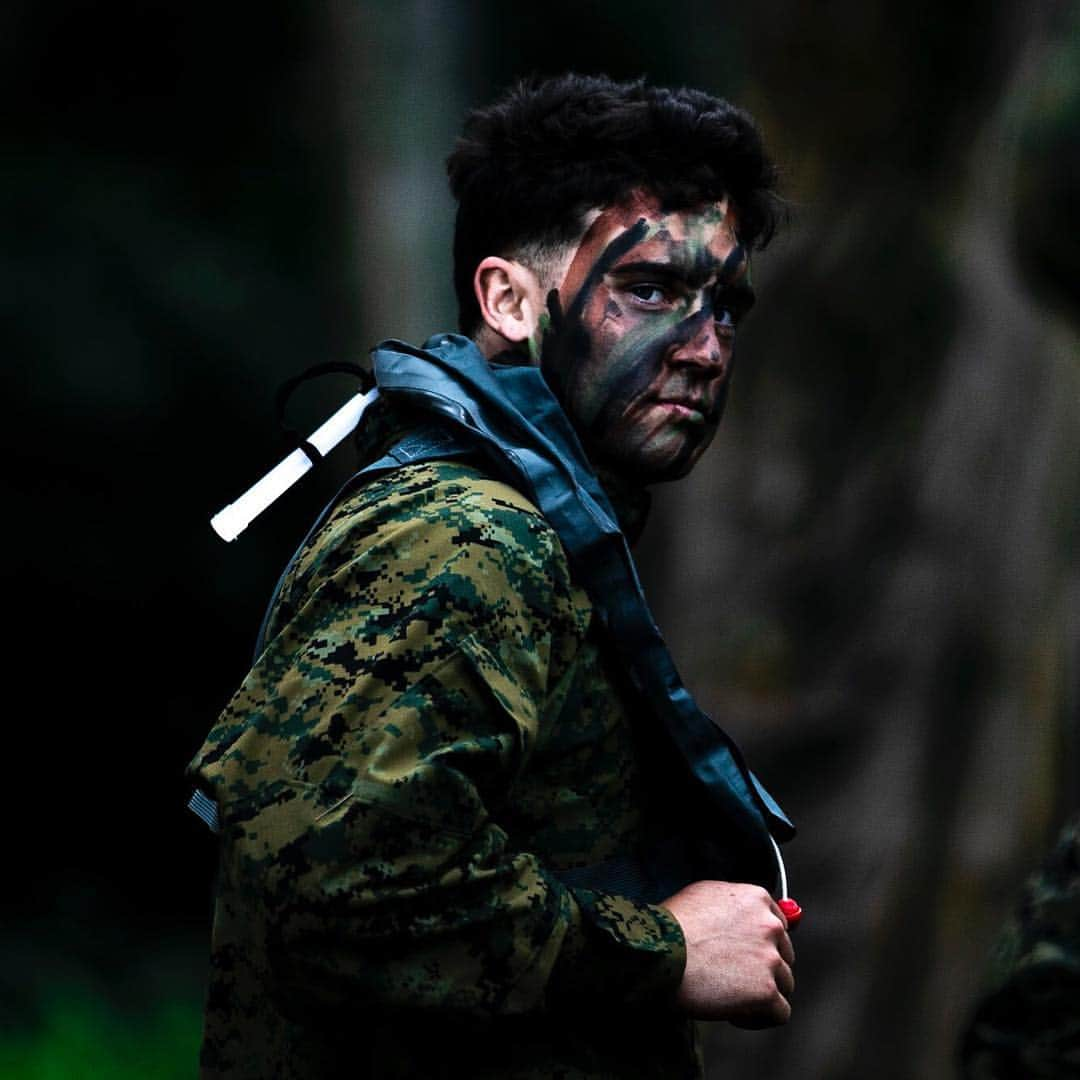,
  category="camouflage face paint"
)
[537,192,753,483]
